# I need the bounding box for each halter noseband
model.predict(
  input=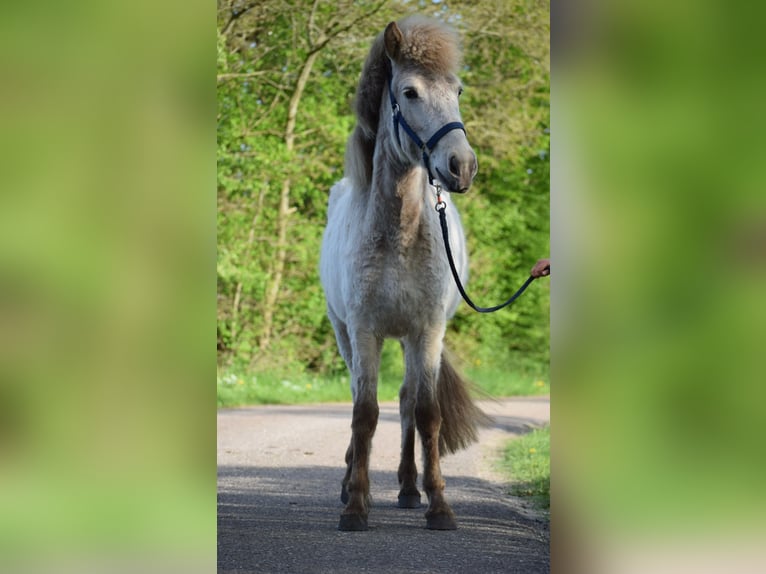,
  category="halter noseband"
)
[388,77,466,188]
